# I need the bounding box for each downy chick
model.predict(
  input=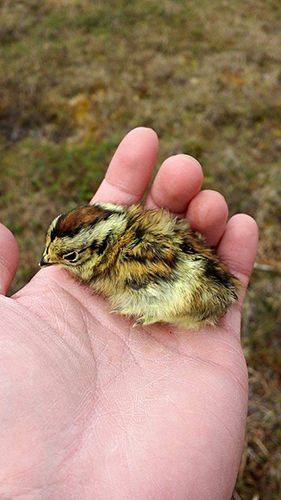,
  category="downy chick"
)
[40,203,240,329]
